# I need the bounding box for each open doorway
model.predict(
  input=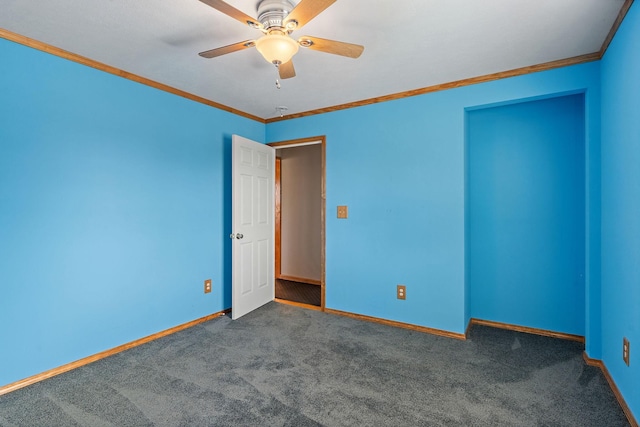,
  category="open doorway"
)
[269,137,325,310]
